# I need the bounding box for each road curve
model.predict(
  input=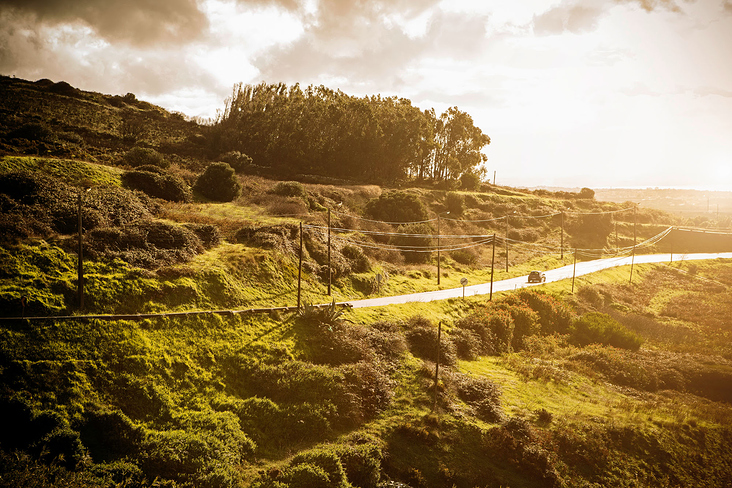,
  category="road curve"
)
[345,252,732,309]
